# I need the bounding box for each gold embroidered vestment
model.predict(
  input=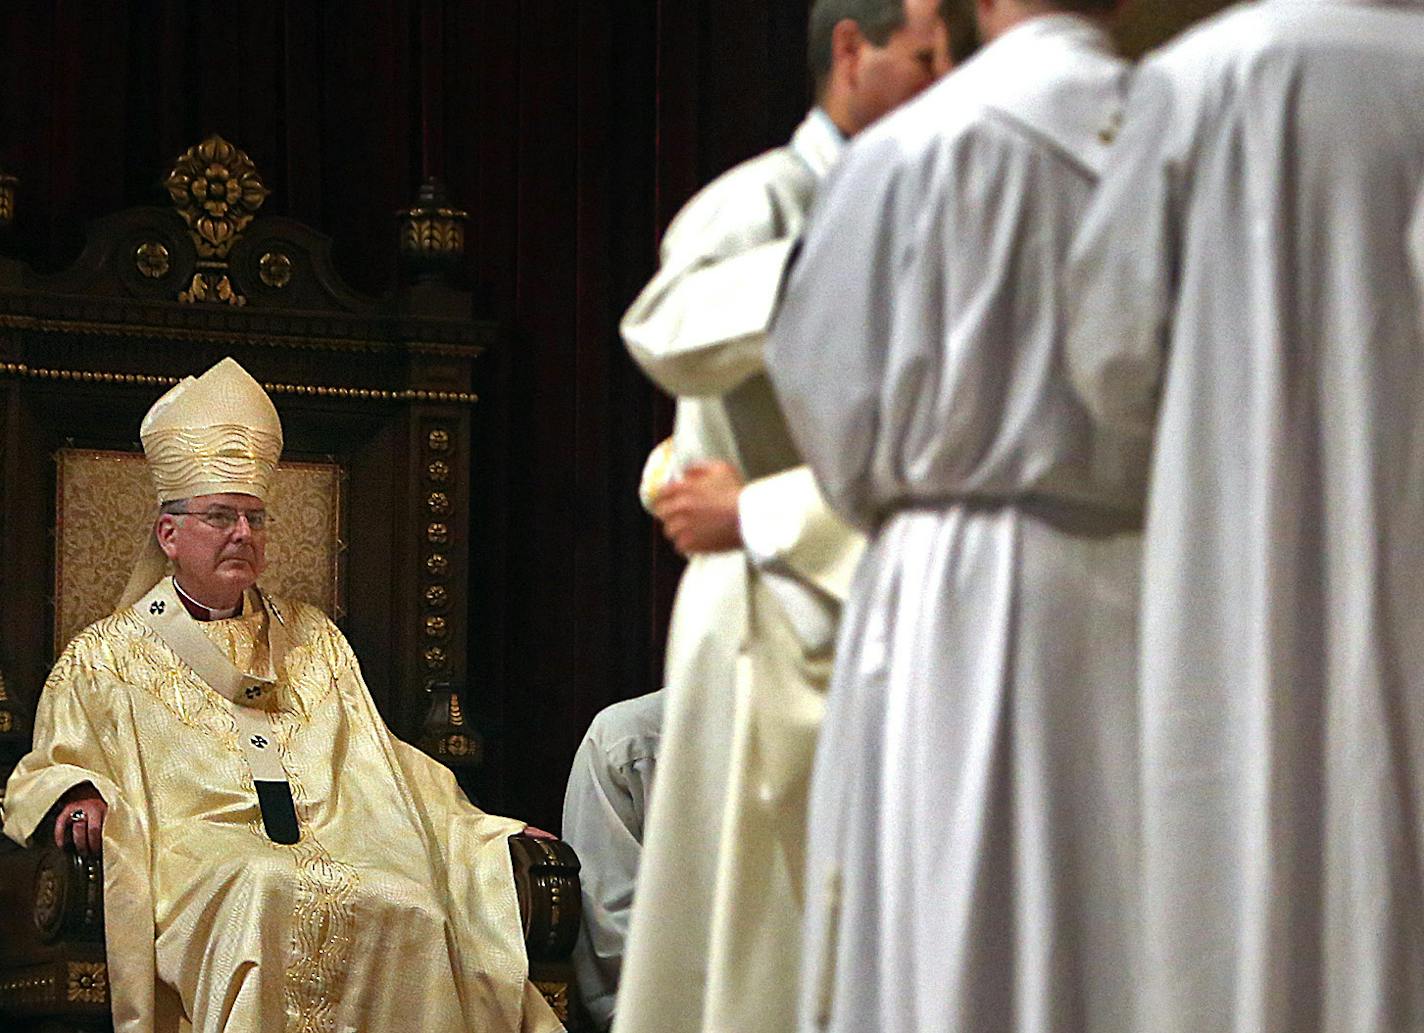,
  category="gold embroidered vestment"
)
[3,585,560,1033]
